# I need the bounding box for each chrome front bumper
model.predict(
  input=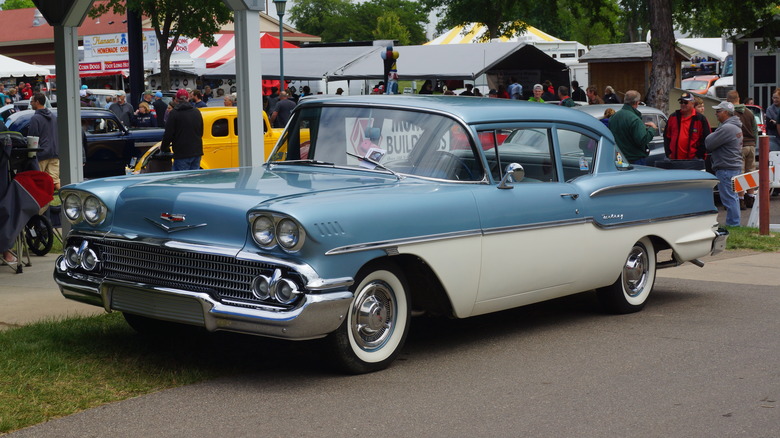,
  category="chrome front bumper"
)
[54,256,354,340]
